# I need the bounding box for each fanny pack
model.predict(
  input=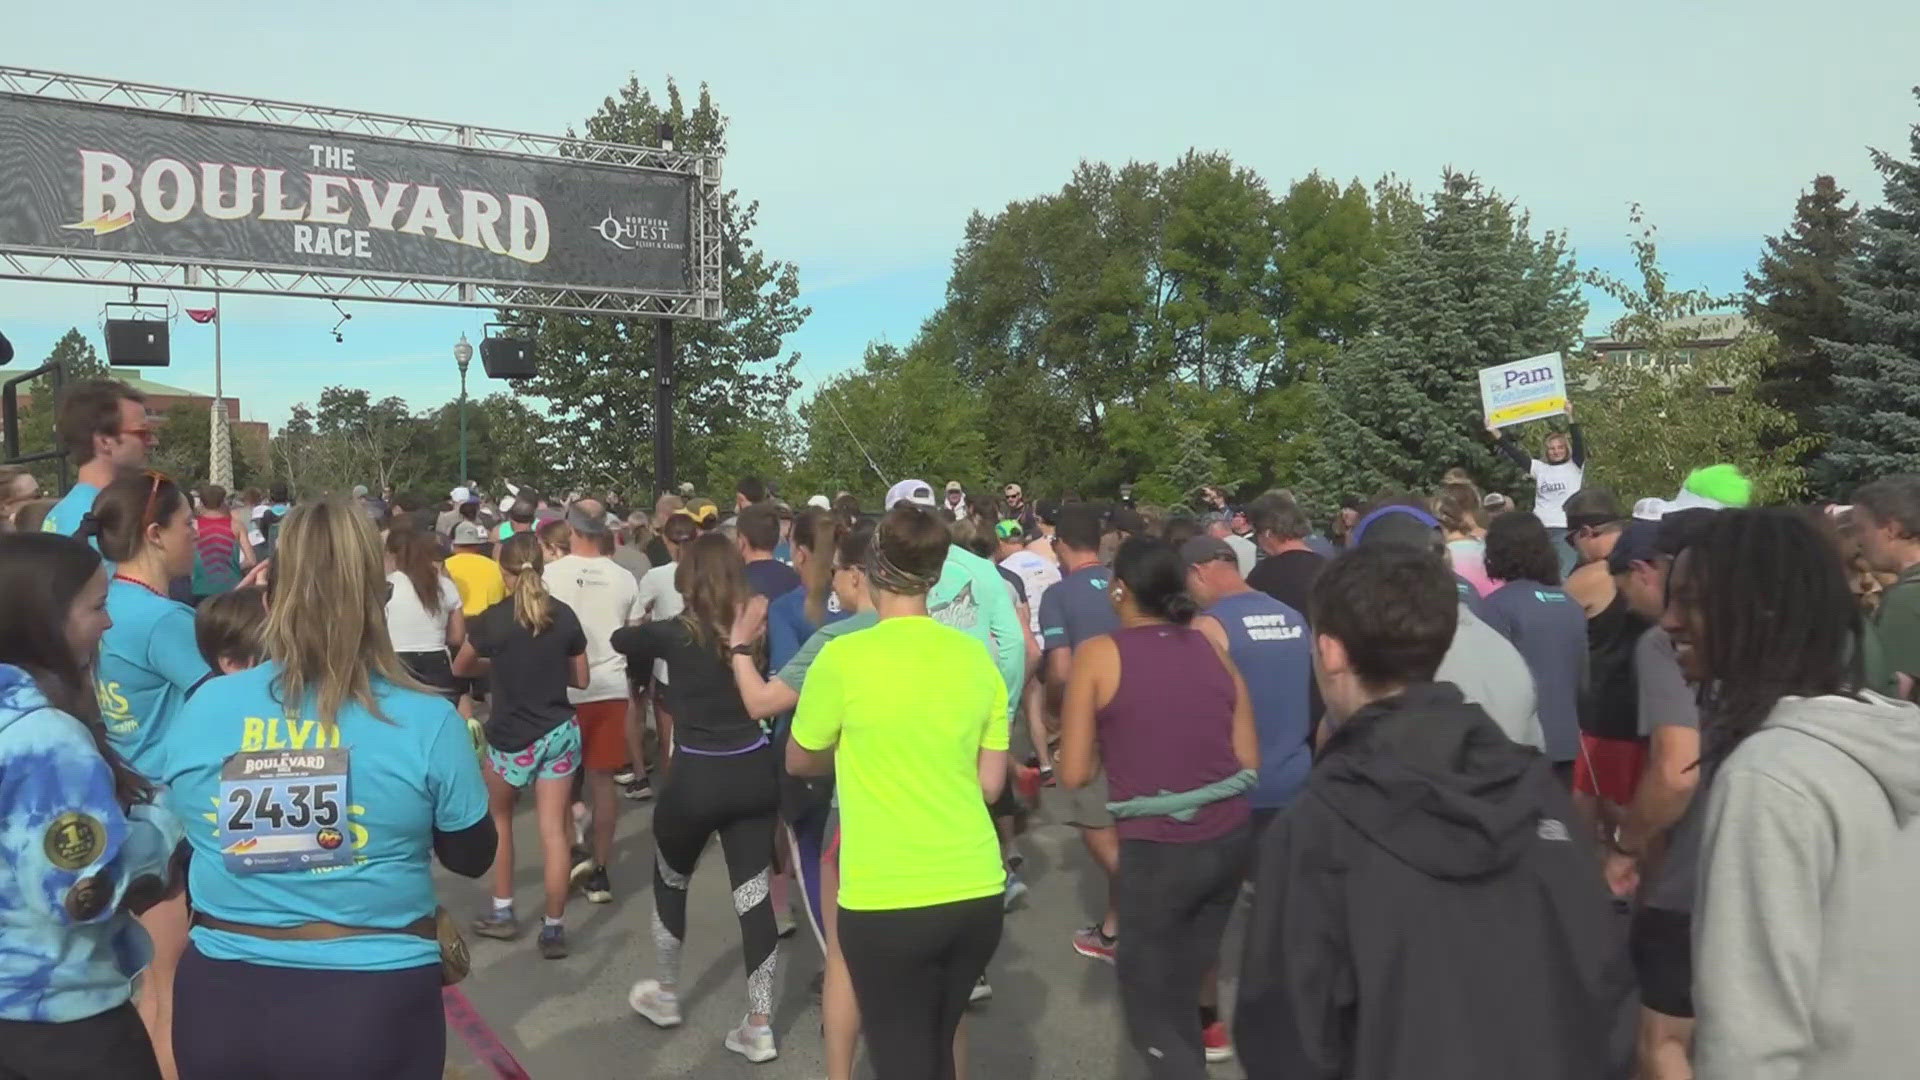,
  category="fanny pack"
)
[193,907,470,985]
